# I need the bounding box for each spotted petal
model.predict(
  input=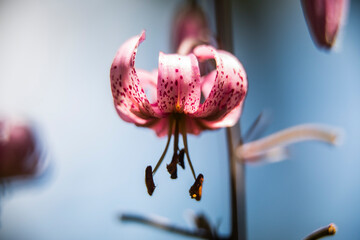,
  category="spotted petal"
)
[110,31,161,126]
[157,53,201,114]
[192,45,247,128]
